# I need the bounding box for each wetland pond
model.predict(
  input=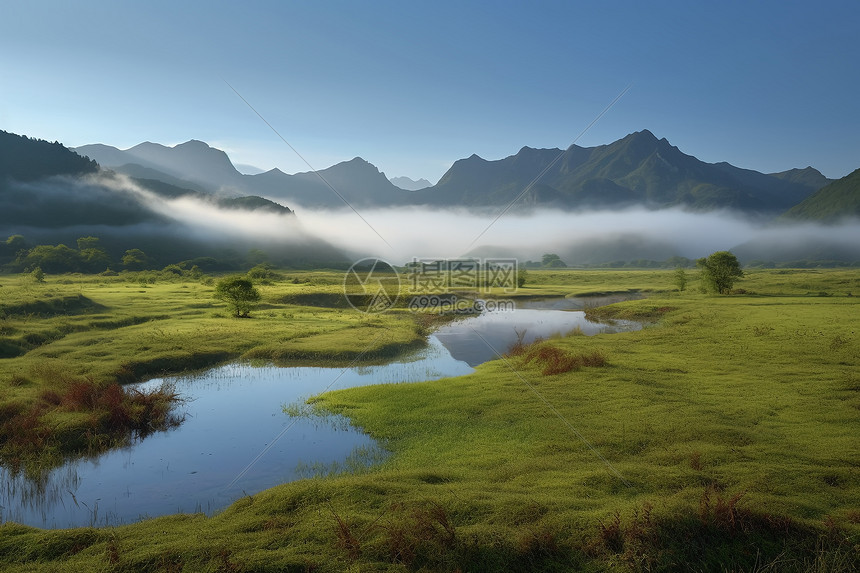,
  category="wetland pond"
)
[0,295,641,528]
